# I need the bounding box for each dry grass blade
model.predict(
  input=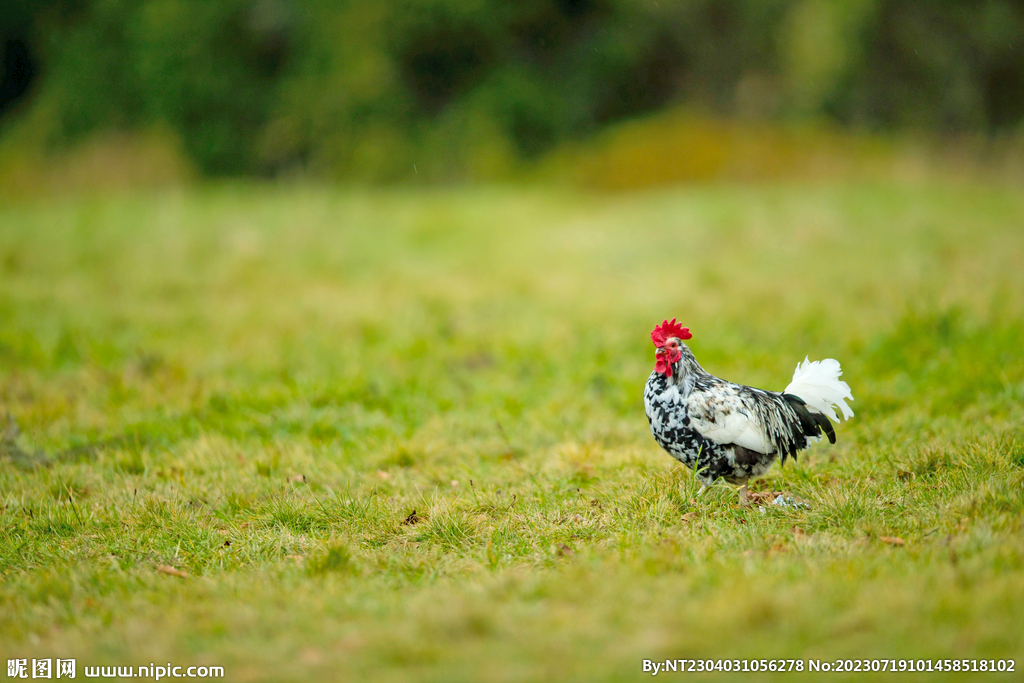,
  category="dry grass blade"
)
[880,536,906,546]
[156,565,189,578]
